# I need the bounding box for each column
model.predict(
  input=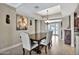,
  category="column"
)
[71,13,74,47]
